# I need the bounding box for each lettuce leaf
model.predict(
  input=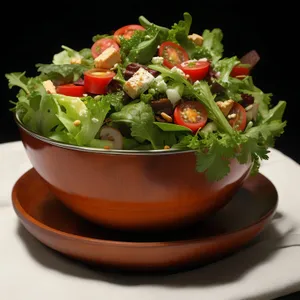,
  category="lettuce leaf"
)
[53,45,93,67]
[110,101,178,149]
[6,72,61,135]
[36,63,89,85]
[53,94,110,146]
[201,28,224,63]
